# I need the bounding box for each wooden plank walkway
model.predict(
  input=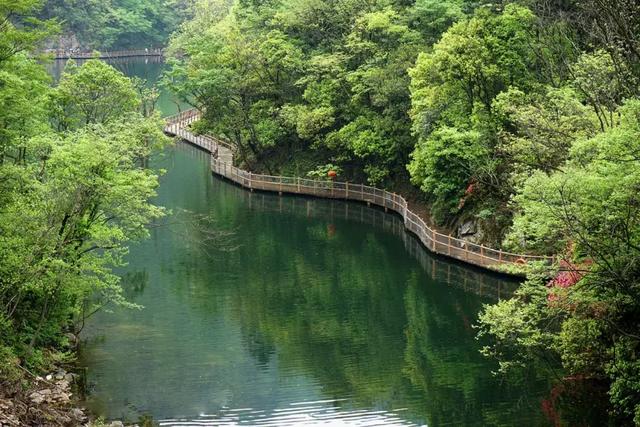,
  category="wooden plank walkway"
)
[45,48,164,60]
[165,109,553,274]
